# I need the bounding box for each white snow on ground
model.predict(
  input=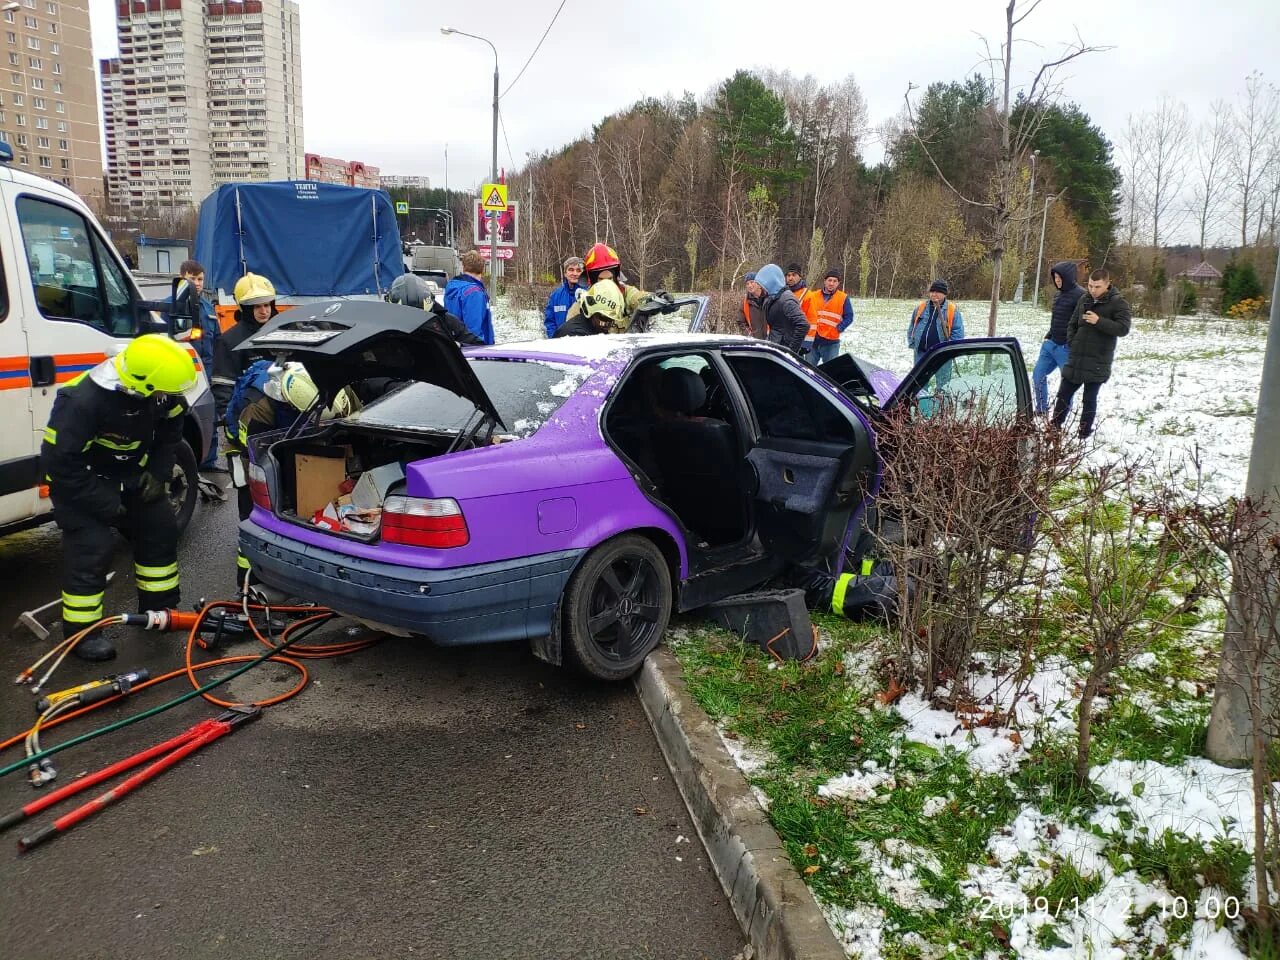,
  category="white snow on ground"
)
[818,760,896,801]
[893,656,1081,773]
[1091,757,1256,849]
